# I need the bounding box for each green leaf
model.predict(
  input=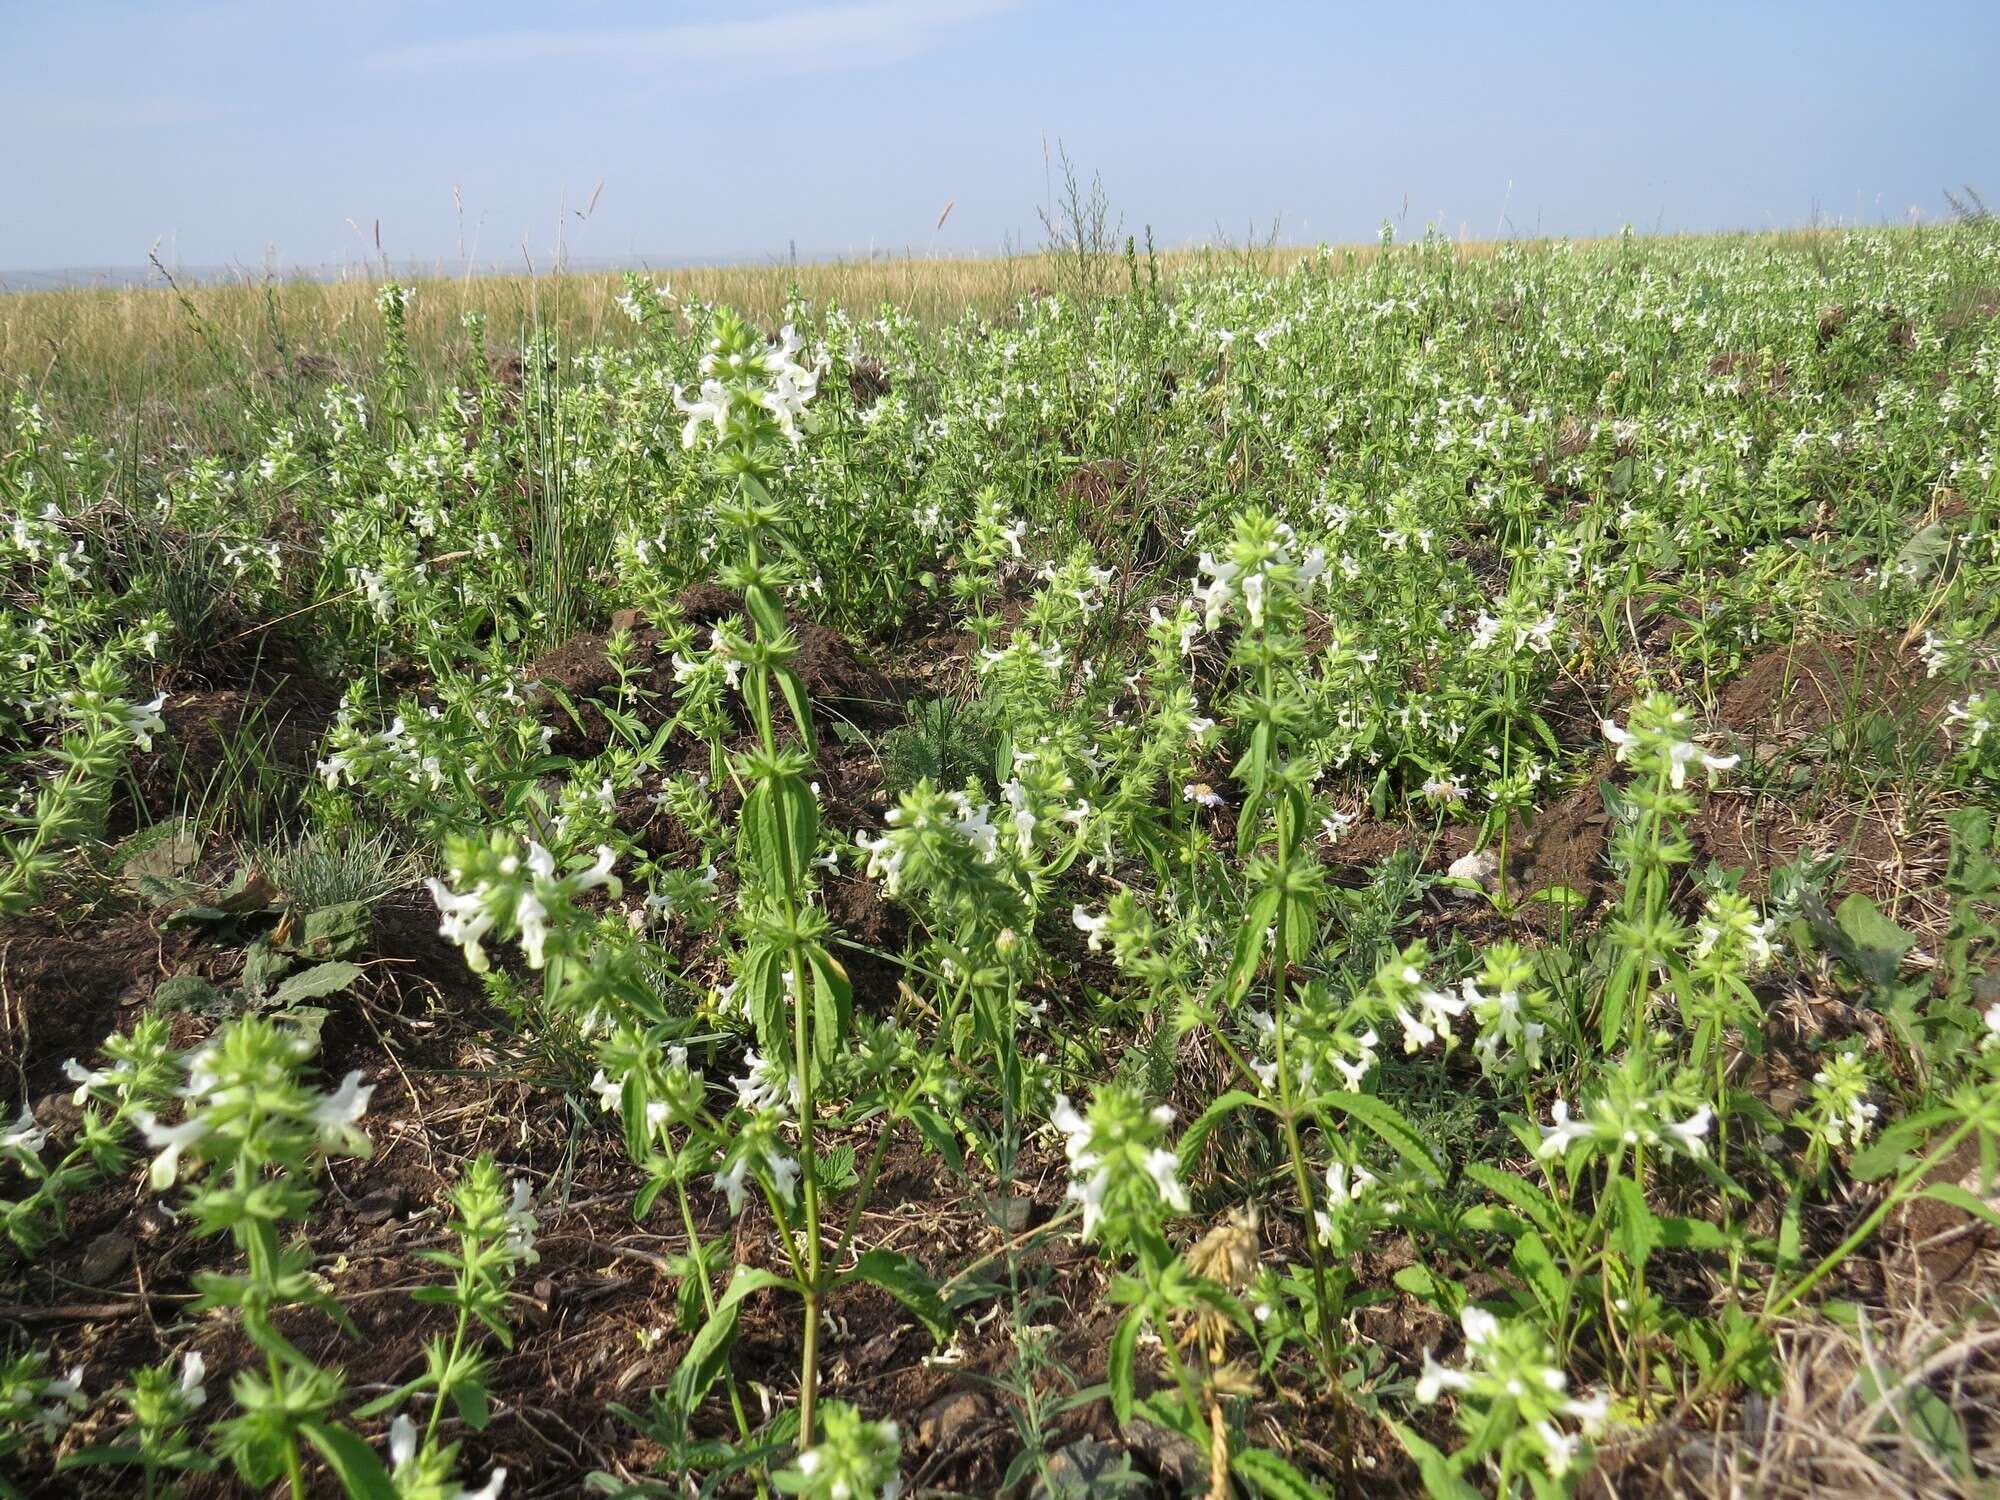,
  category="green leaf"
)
[1231,1445,1334,1500]
[300,1420,397,1500]
[666,1267,792,1418]
[270,961,364,1007]
[297,900,374,958]
[1224,889,1282,1004]
[1850,1106,1959,1181]
[153,974,229,1015]
[1890,521,1952,586]
[1323,1091,1443,1184]
[452,1377,491,1431]
[1510,1235,1566,1324]
[839,1250,951,1342]
[1897,1384,1972,1476]
[1527,884,1585,912]
[1776,1180,1804,1276]
[1392,1423,1483,1500]
[1393,1264,1461,1307]
[717,1264,796,1315]
[1108,1306,1143,1426]
[1654,1214,1738,1252]
[806,944,852,1075]
[741,941,789,1065]
[1463,1161,1560,1238]
[1176,1088,1271,1163]
[1612,1175,1661,1268]
[774,665,818,759]
[907,1105,965,1175]
[1833,893,1916,991]
[239,938,292,1001]
[670,1299,739,1416]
